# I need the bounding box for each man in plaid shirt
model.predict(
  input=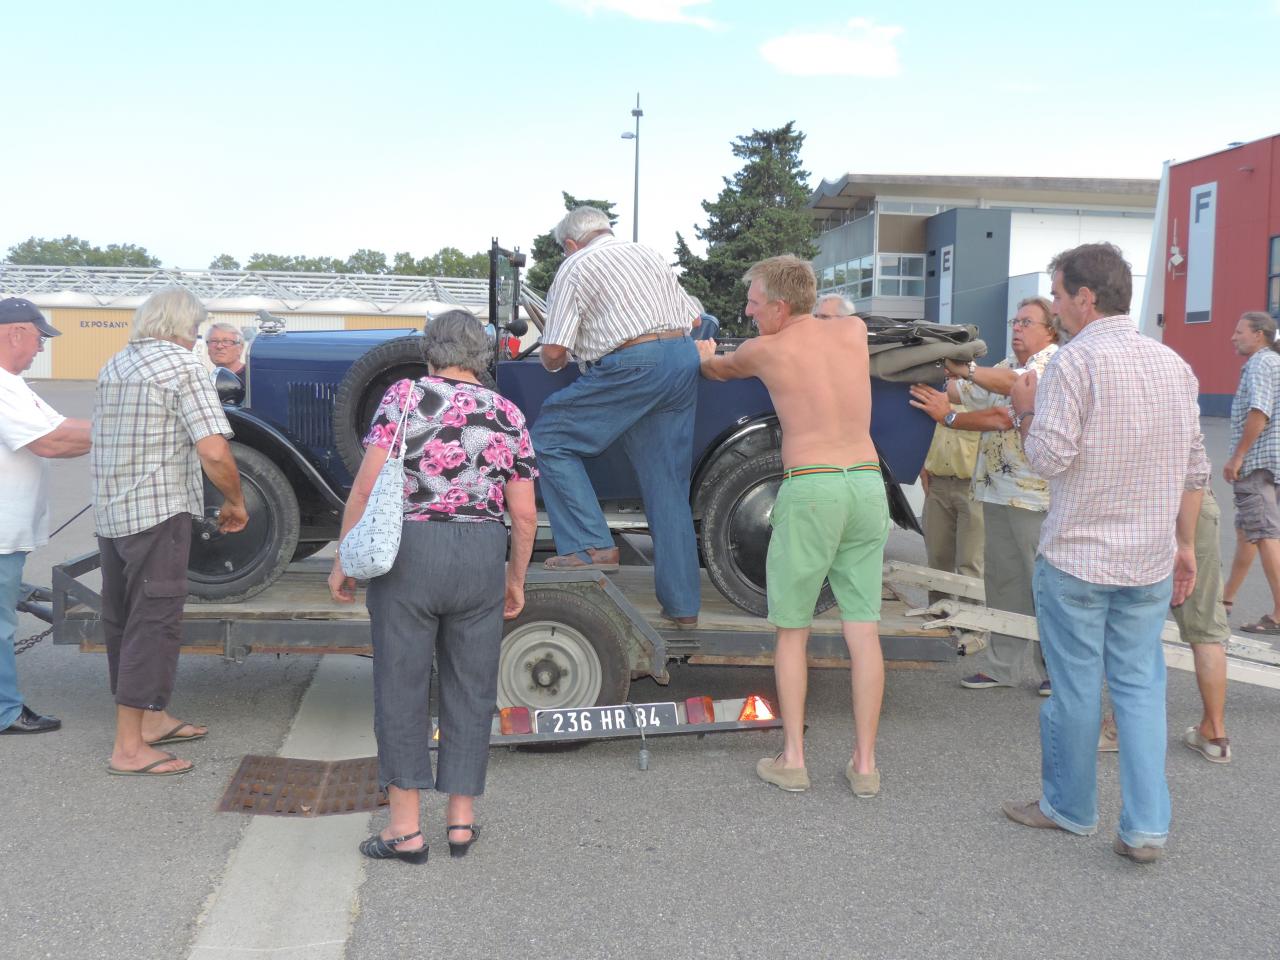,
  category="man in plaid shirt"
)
[92,287,247,777]
[1003,243,1208,864]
